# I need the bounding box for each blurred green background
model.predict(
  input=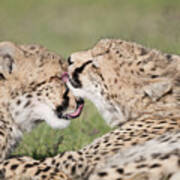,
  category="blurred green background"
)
[1,0,180,159]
